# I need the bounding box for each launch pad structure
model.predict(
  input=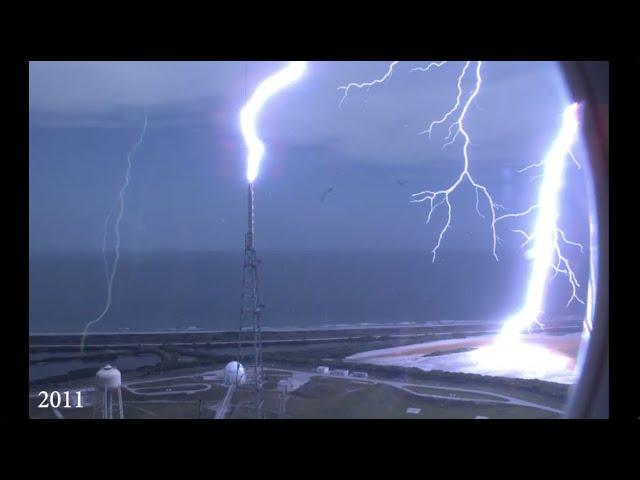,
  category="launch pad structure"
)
[237,182,265,418]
